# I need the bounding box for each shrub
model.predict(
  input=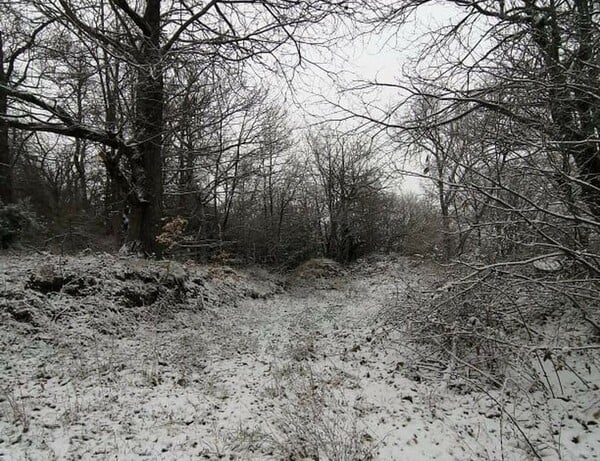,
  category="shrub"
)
[0,200,42,248]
